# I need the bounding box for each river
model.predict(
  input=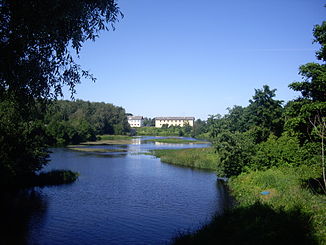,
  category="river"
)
[4,137,228,245]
